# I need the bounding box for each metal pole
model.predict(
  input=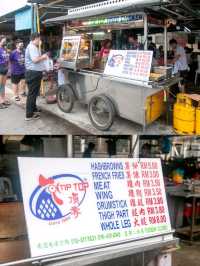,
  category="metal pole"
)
[67,135,73,158]
[133,135,140,158]
[81,138,85,153]
[31,4,35,33]
[63,23,66,37]
[129,135,139,158]
[35,3,46,97]
[164,21,168,66]
[36,4,40,34]
[144,13,148,50]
